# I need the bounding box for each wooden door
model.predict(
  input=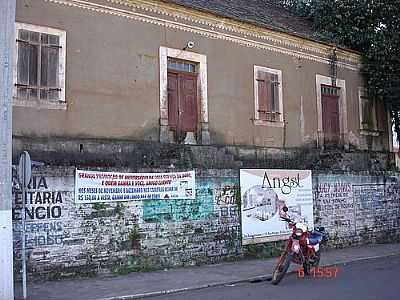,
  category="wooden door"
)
[167,71,197,137]
[322,94,340,145]
[179,73,197,132]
